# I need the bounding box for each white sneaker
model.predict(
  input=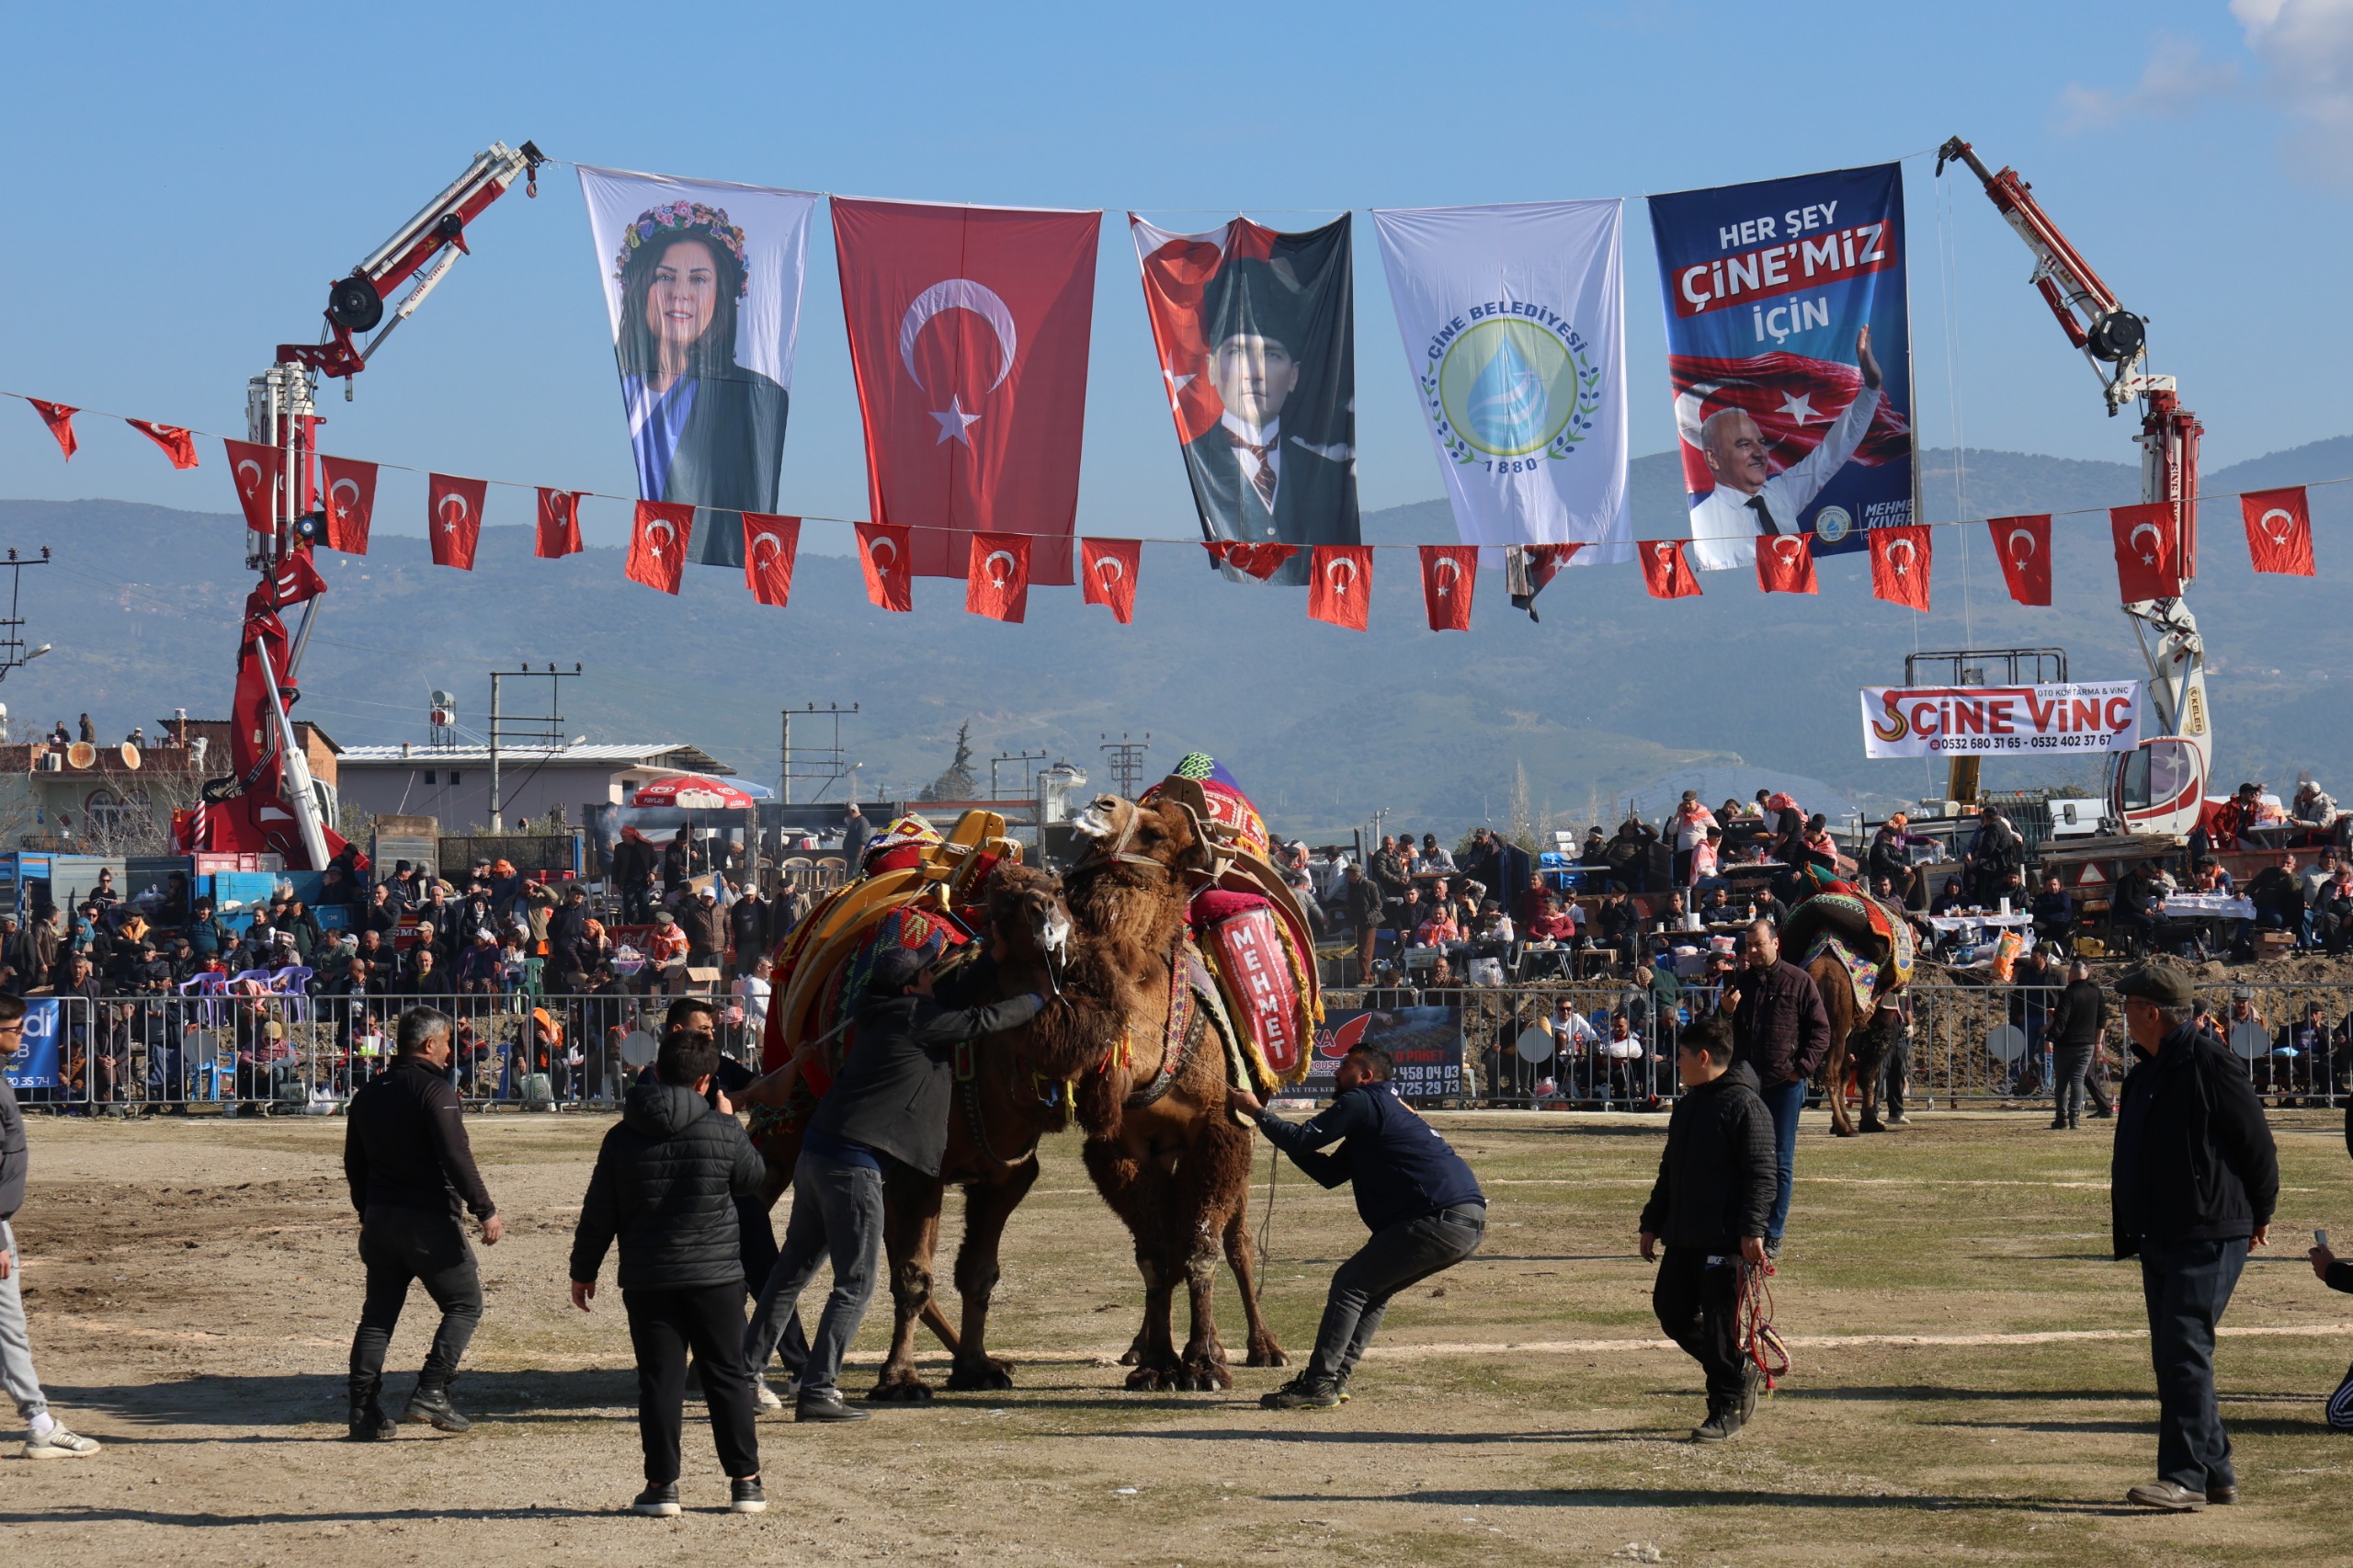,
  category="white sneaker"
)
[25,1423,100,1460]
[753,1379,783,1411]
